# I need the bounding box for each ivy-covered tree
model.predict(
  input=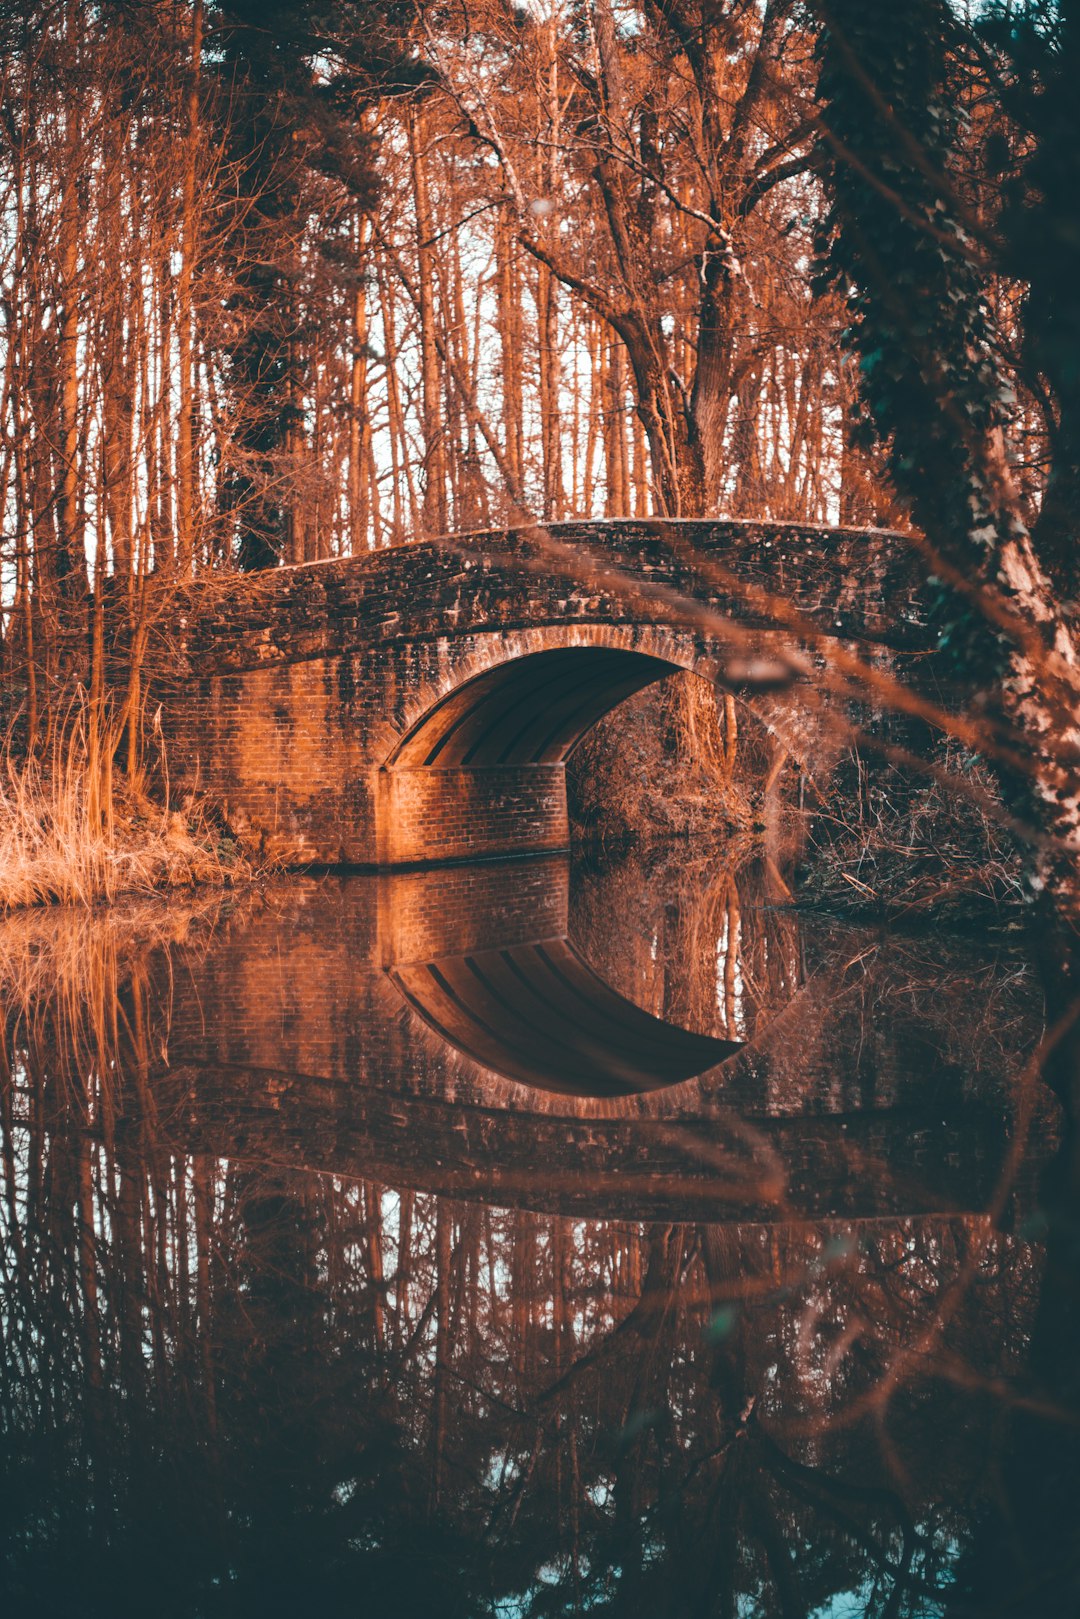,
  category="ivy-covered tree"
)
[813,0,1080,1031]
[212,0,419,569]
[982,0,1080,599]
